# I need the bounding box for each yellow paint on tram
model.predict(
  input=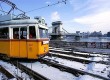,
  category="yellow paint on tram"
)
[0,39,49,59]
